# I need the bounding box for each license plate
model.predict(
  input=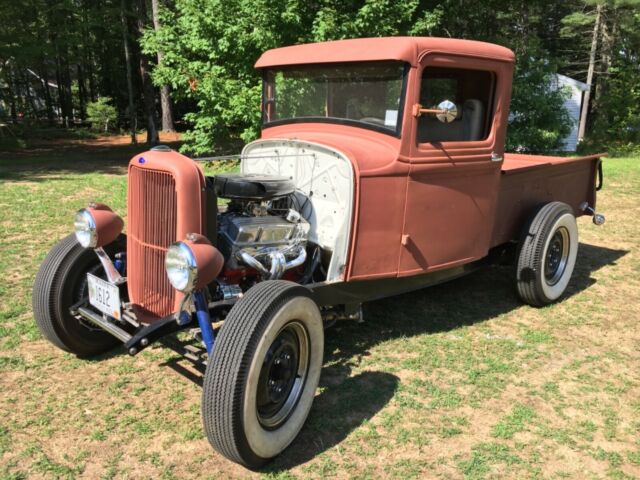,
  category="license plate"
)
[87,273,121,320]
